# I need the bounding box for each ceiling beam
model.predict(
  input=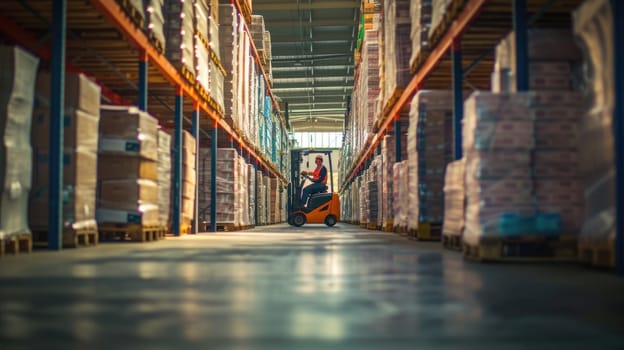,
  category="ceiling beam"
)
[254,1,358,11]
[262,19,357,27]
